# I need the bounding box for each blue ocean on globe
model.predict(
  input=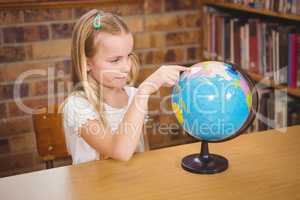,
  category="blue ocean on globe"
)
[171,61,252,141]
